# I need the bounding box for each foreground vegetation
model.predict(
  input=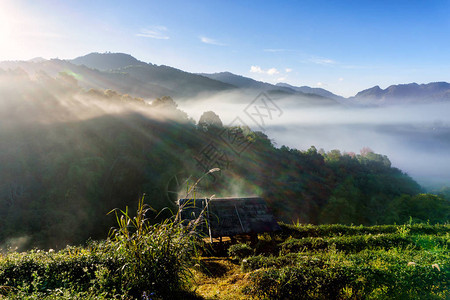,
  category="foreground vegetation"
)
[0,197,202,299]
[242,223,449,299]
[1,219,448,299]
